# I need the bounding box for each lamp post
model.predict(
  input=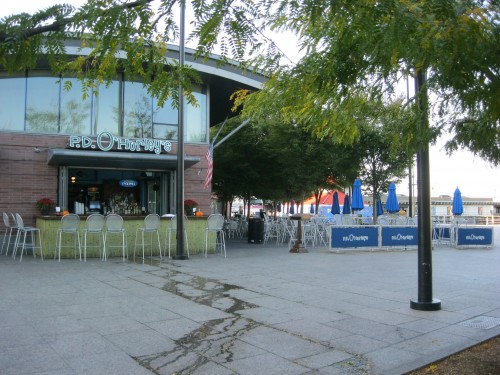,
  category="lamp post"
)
[174,1,187,260]
[410,69,441,310]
